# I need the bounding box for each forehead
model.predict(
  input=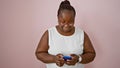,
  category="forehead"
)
[60,10,74,18]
